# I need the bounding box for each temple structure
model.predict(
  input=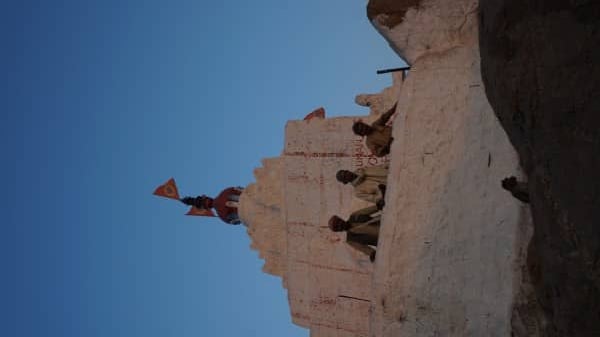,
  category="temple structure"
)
[239,75,402,336]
